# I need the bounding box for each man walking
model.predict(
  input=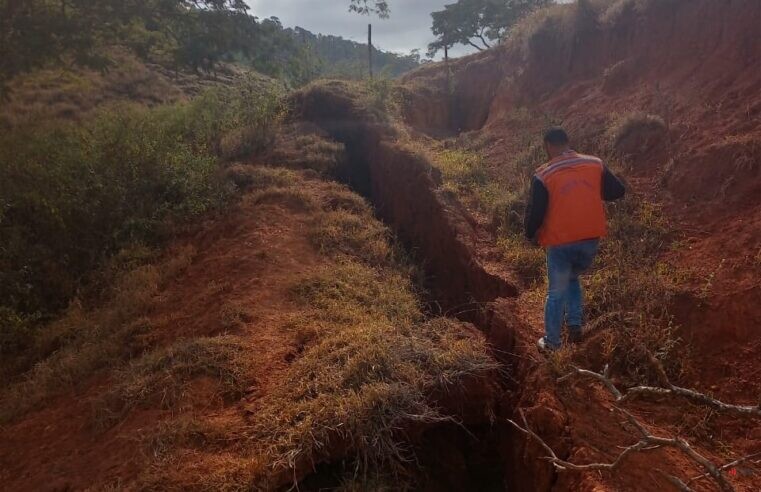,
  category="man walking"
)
[525,128,626,352]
